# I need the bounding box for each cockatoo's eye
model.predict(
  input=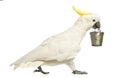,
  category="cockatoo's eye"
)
[92,19,96,22]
